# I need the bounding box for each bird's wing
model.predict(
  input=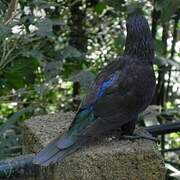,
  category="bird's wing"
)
[67,59,124,131]
[80,60,122,110]
[56,68,122,149]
